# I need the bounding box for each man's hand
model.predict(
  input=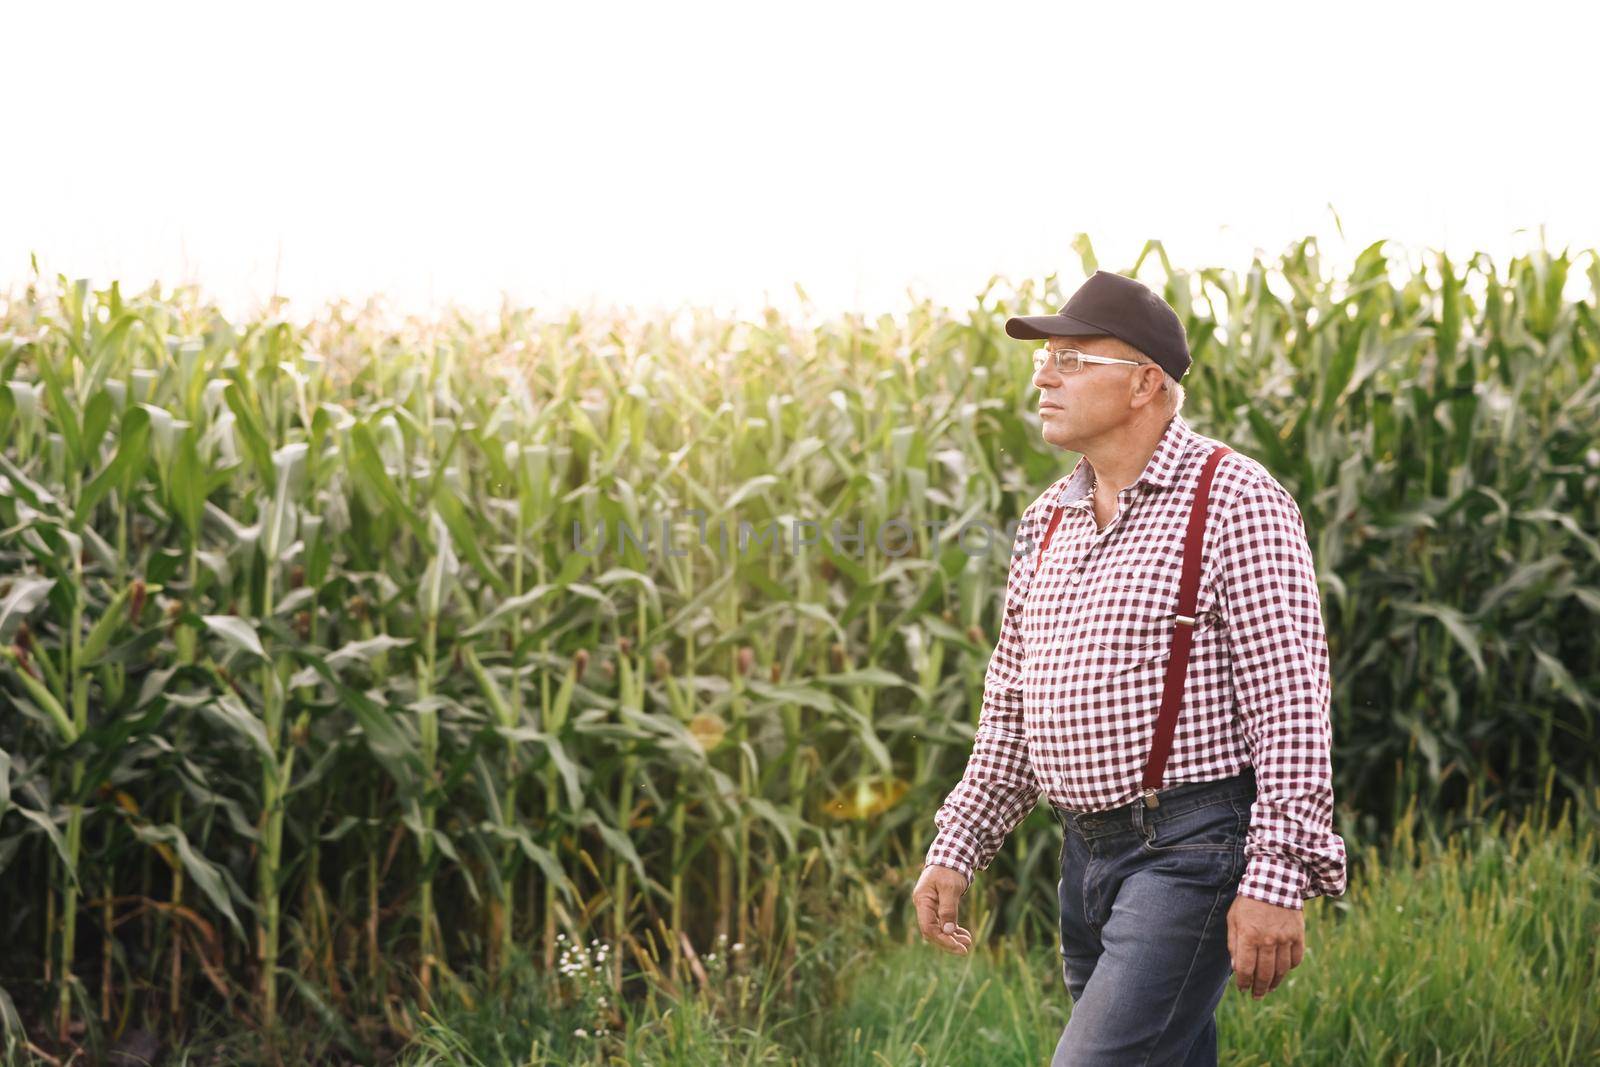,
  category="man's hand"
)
[1227,894,1304,998]
[912,864,974,956]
